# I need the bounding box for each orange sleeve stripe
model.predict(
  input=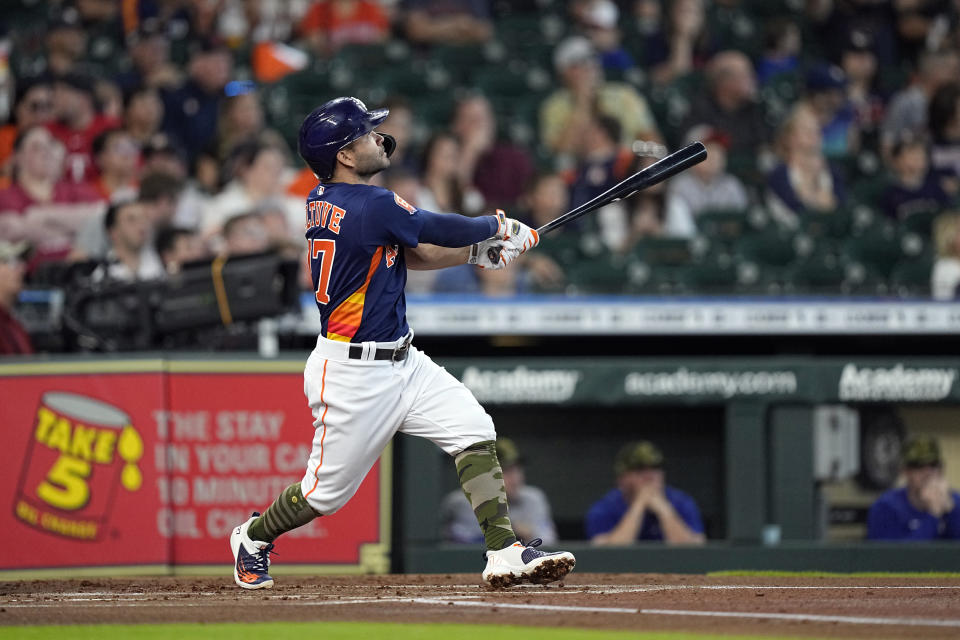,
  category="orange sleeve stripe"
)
[326,247,383,341]
[303,358,329,501]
